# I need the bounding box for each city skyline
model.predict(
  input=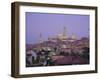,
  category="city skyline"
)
[26,12,89,44]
